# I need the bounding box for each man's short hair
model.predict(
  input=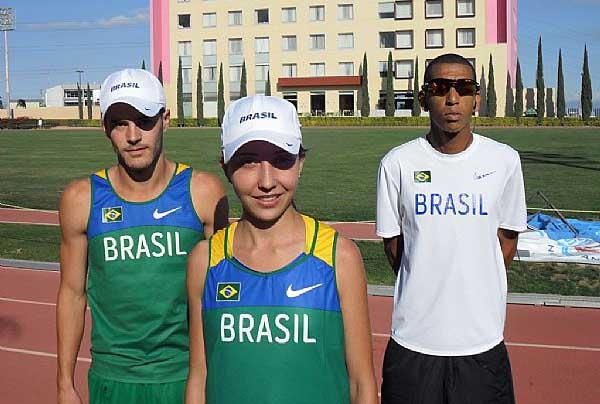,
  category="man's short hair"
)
[424,54,477,83]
